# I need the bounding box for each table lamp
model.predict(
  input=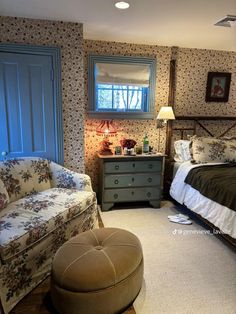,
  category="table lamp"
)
[96,120,117,155]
